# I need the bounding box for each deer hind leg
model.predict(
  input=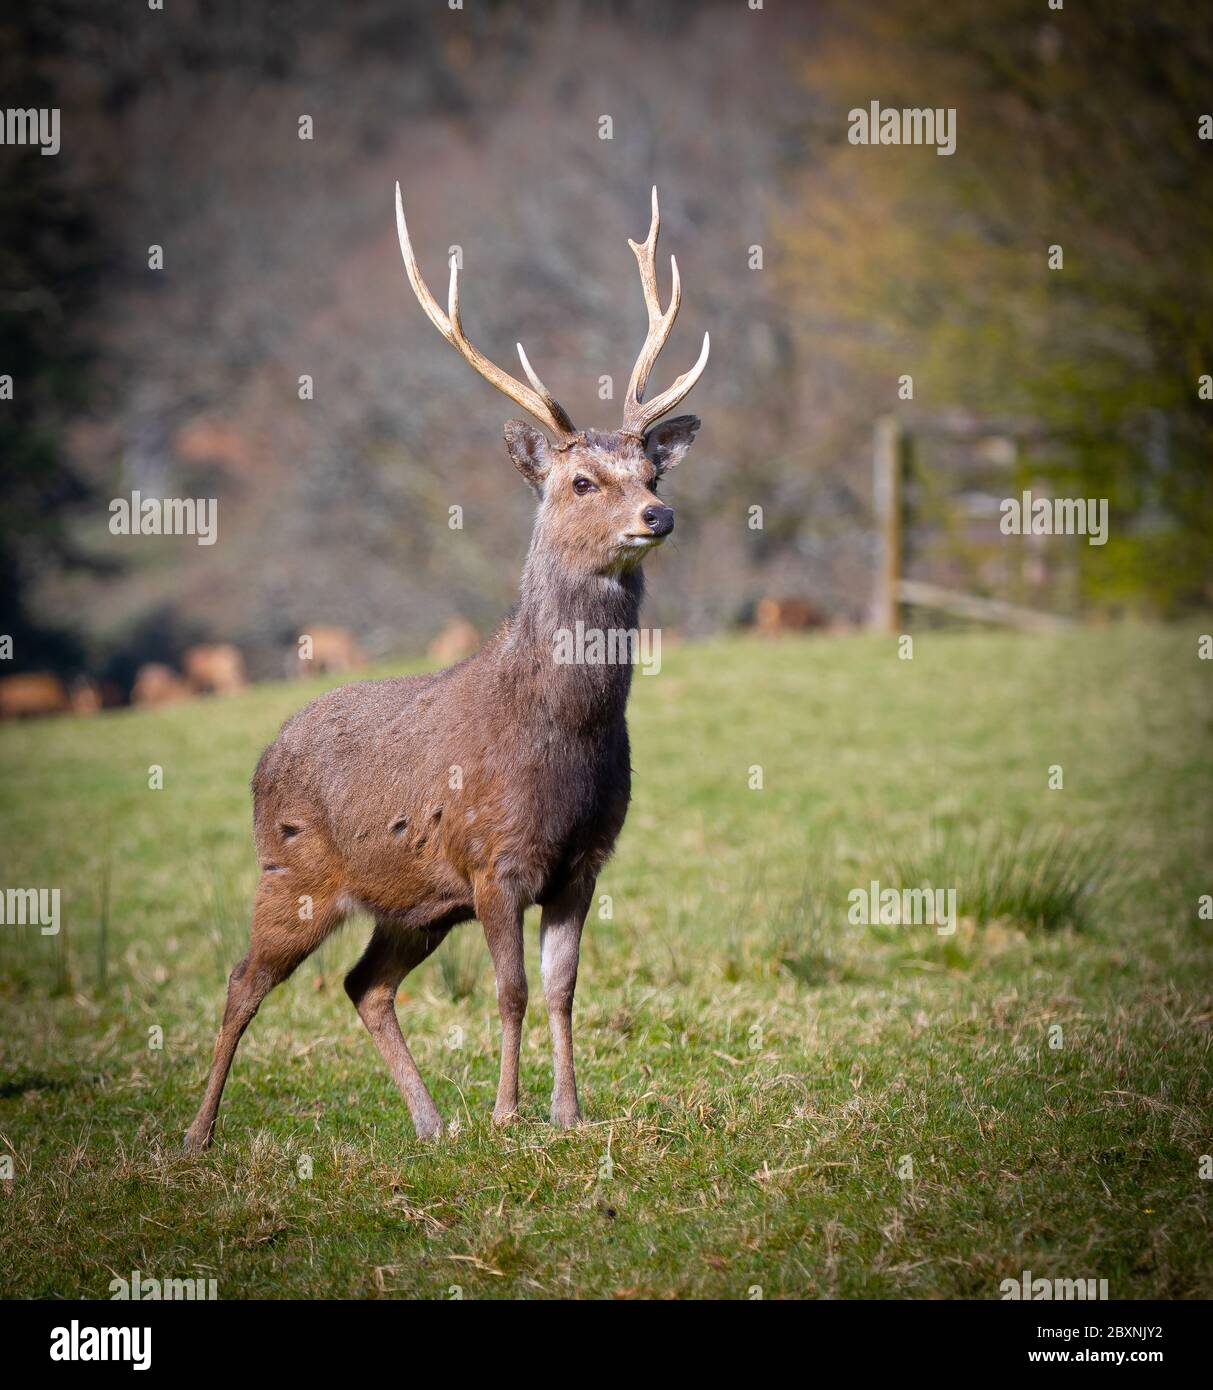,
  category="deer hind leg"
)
[184,871,345,1153]
[344,920,450,1140]
[476,880,527,1126]
[540,879,593,1128]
